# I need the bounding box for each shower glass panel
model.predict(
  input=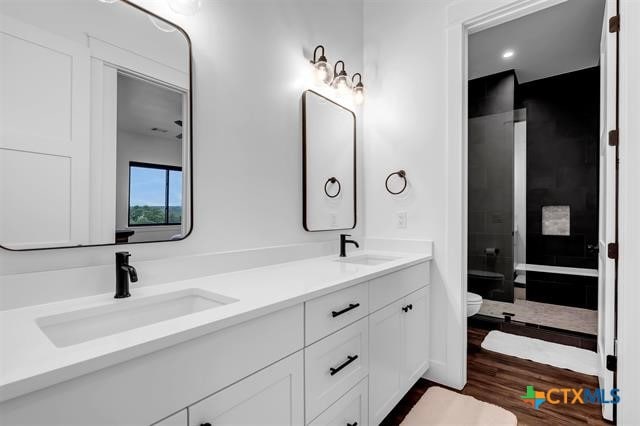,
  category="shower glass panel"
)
[468,110,515,303]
